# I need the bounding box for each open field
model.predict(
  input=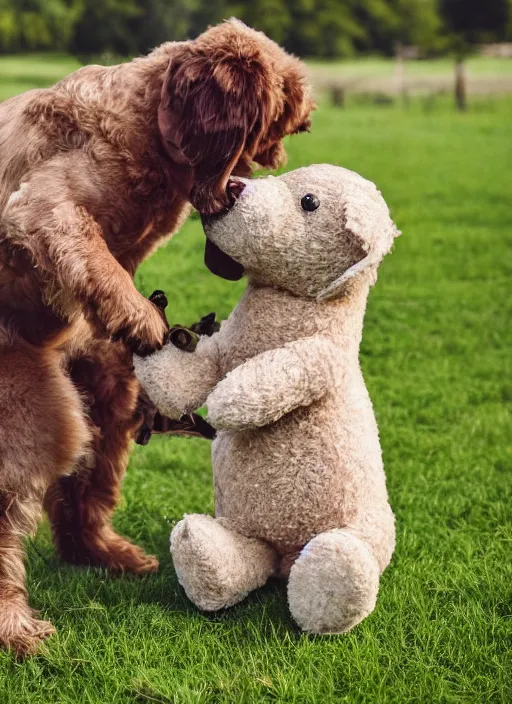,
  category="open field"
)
[0,54,81,100]
[1,53,512,101]
[0,56,511,703]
